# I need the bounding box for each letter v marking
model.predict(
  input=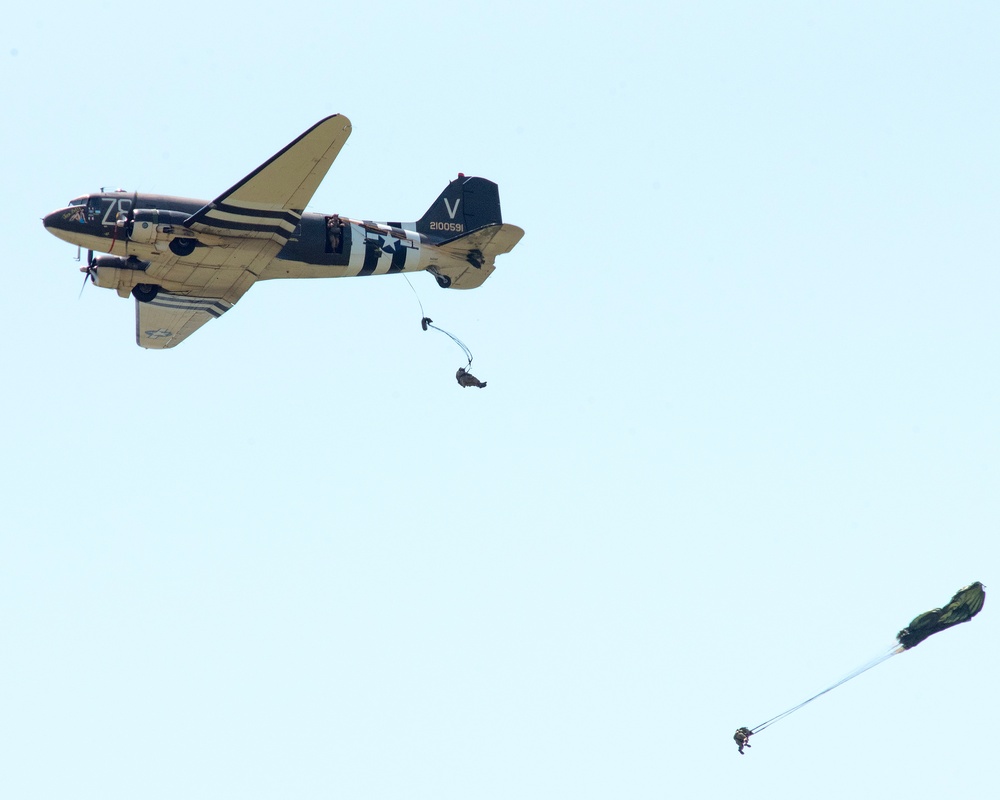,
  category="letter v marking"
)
[443,198,461,219]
